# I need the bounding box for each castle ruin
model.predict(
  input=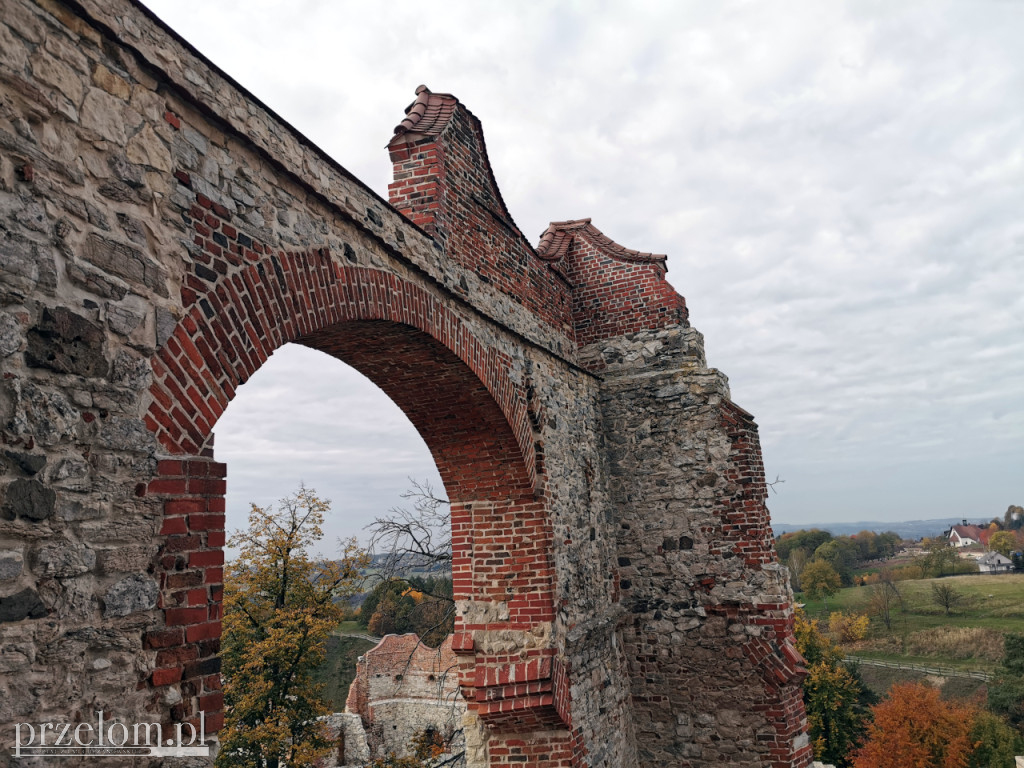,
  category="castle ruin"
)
[0,0,810,764]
